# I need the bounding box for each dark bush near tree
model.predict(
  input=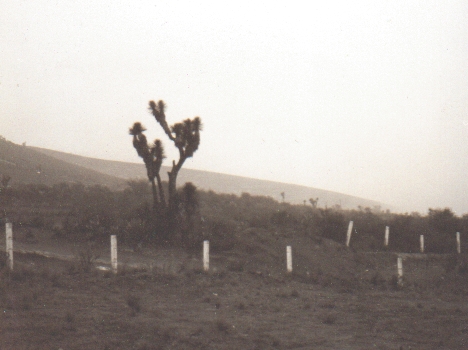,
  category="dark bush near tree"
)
[424,208,460,253]
[387,213,422,253]
[317,209,347,243]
